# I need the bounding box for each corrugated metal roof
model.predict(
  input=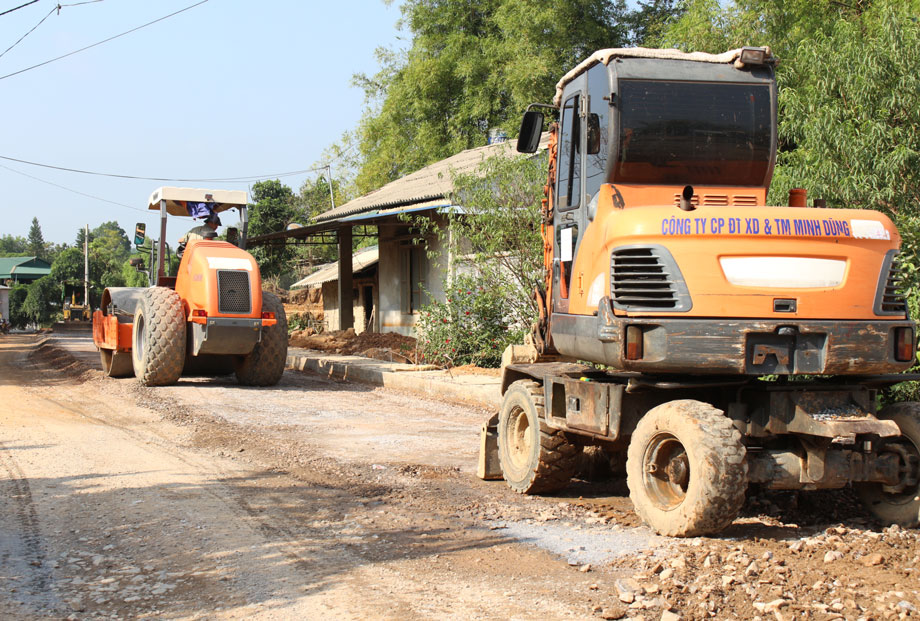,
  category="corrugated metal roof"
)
[315,133,550,223]
[0,257,51,280]
[290,246,379,290]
